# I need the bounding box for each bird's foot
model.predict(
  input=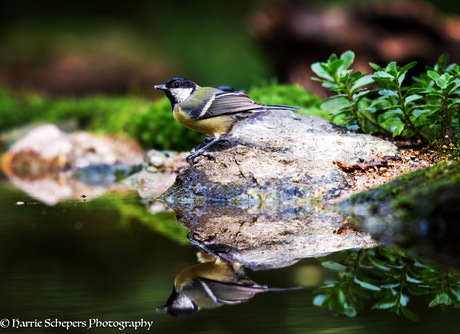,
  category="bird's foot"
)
[186,137,232,165]
[186,152,200,164]
[186,150,216,164]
